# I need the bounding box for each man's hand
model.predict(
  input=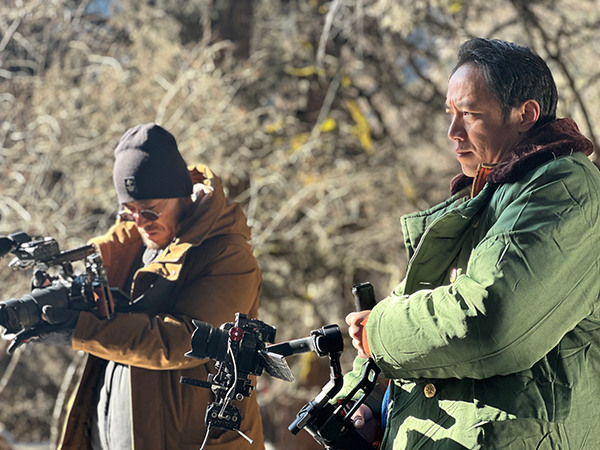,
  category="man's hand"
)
[32,305,80,347]
[42,305,79,326]
[346,310,371,359]
[351,404,378,443]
